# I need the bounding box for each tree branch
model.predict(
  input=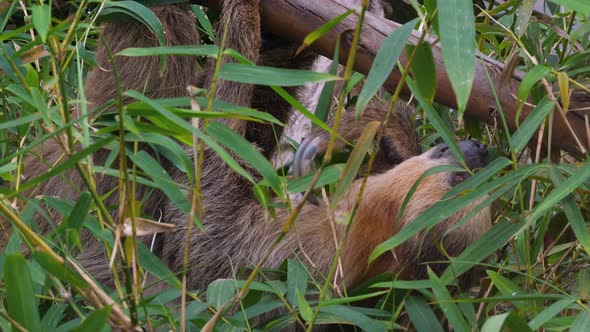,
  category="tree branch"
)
[194,0,589,156]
